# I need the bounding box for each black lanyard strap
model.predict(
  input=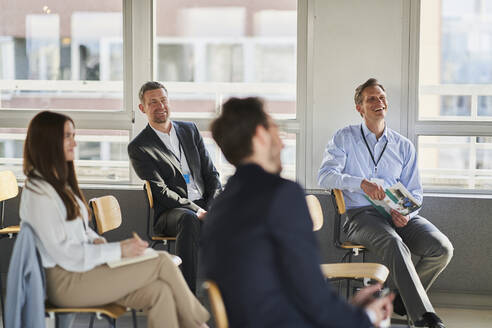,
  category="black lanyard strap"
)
[360,125,388,171]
